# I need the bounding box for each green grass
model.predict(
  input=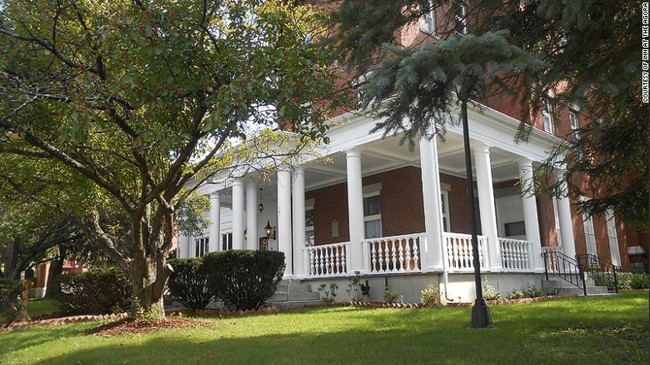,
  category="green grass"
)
[26,299,61,318]
[1,291,648,365]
